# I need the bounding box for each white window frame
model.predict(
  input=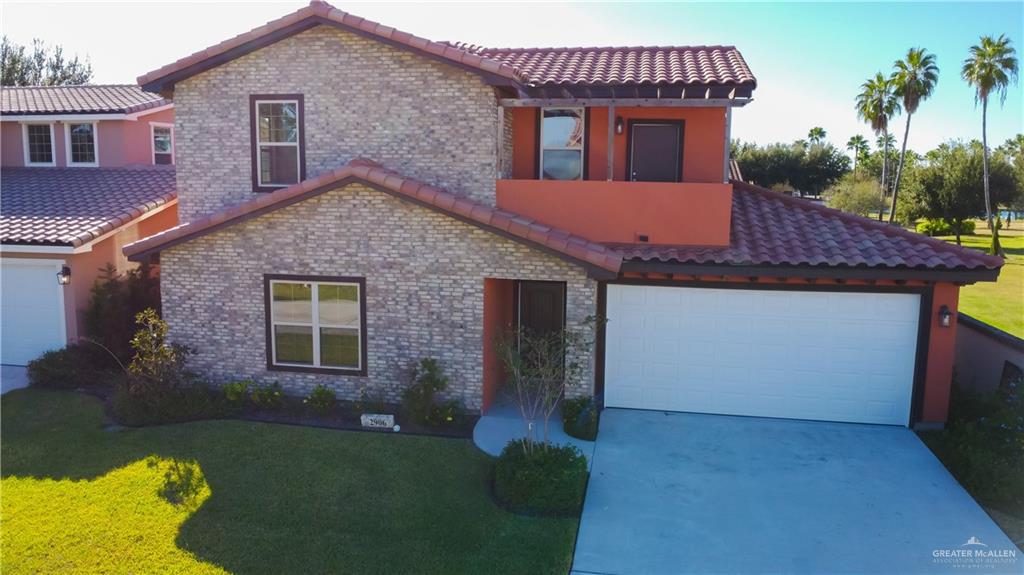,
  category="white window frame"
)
[540,107,585,180]
[269,279,362,371]
[21,122,56,167]
[254,98,301,188]
[150,122,174,165]
[64,121,99,167]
